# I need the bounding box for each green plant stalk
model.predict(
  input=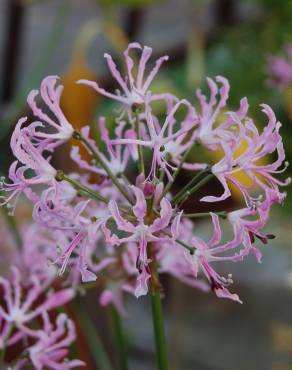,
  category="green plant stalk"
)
[183,211,227,219]
[58,172,131,215]
[161,230,193,252]
[171,167,209,205]
[172,173,213,206]
[120,173,131,186]
[75,131,134,205]
[0,324,14,364]
[74,300,113,370]
[111,306,129,370]
[135,110,145,176]
[57,171,108,204]
[150,260,169,370]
